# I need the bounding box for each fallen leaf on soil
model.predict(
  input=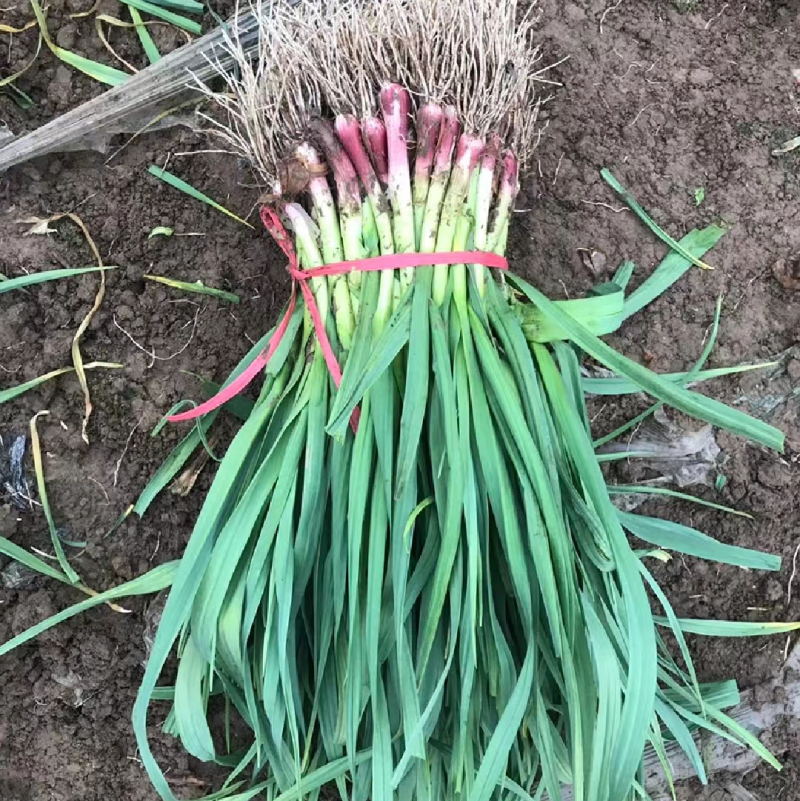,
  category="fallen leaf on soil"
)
[148,226,173,238]
[599,407,721,490]
[15,214,109,442]
[577,247,608,277]
[772,135,800,156]
[20,217,58,236]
